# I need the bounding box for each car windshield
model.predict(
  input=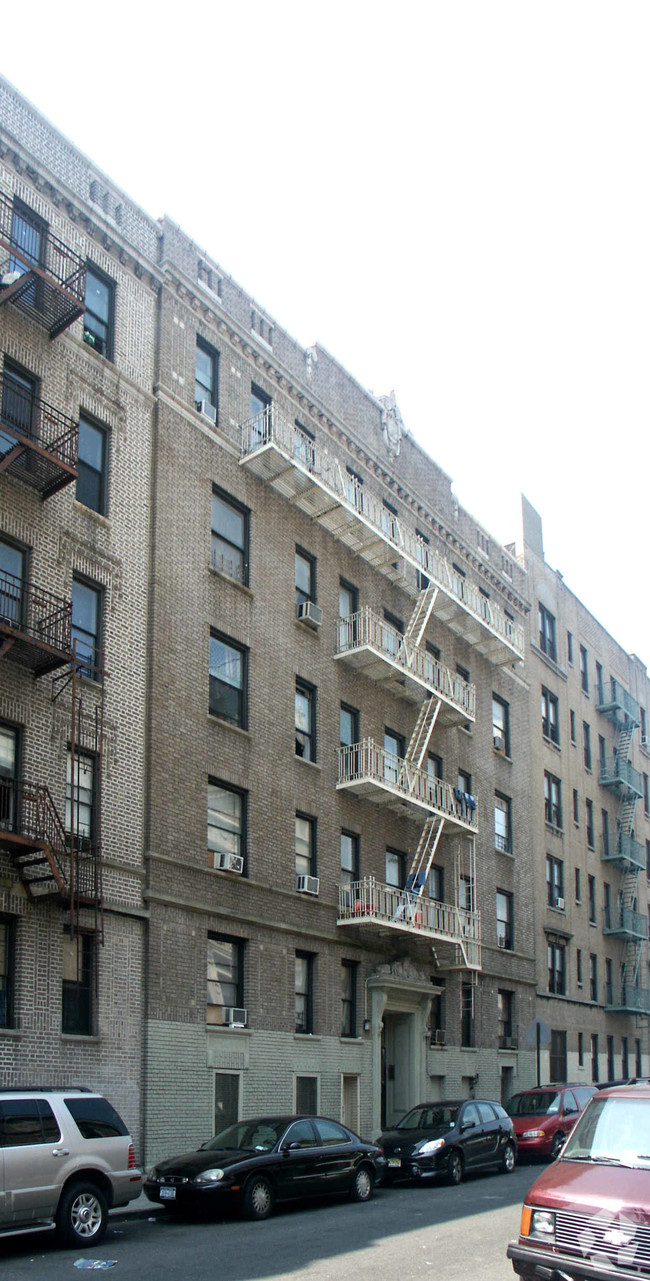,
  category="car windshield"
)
[205,1119,286,1153]
[396,1105,459,1131]
[562,1096,650,1168]
[506,1091,561,1117]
